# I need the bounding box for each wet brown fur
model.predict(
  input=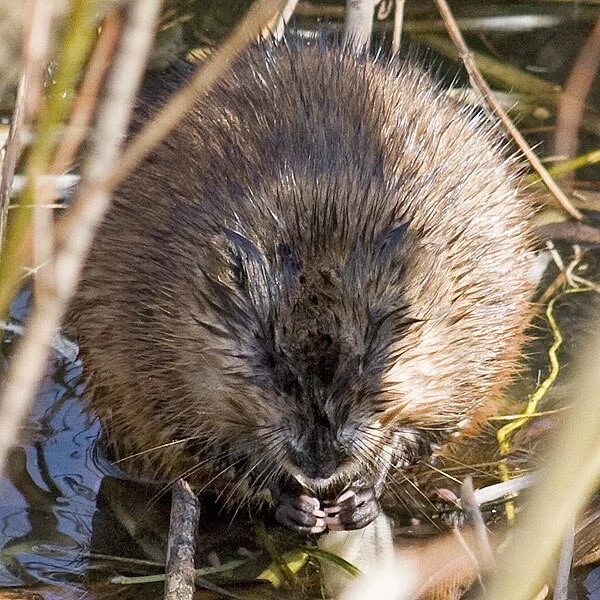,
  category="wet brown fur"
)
[72,39,535,510]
